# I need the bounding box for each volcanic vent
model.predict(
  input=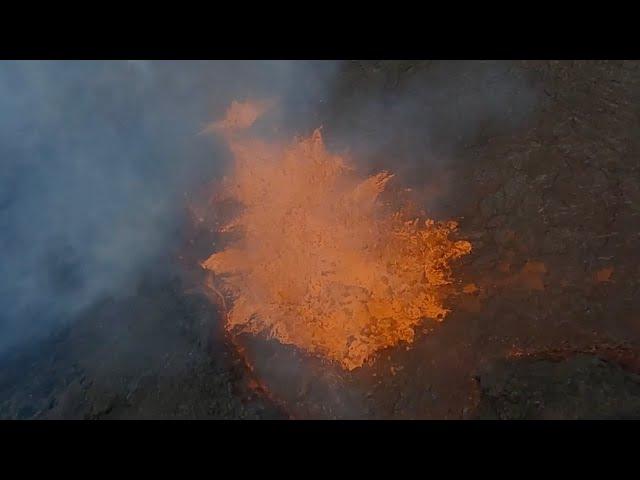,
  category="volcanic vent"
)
[201,101,471,371]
